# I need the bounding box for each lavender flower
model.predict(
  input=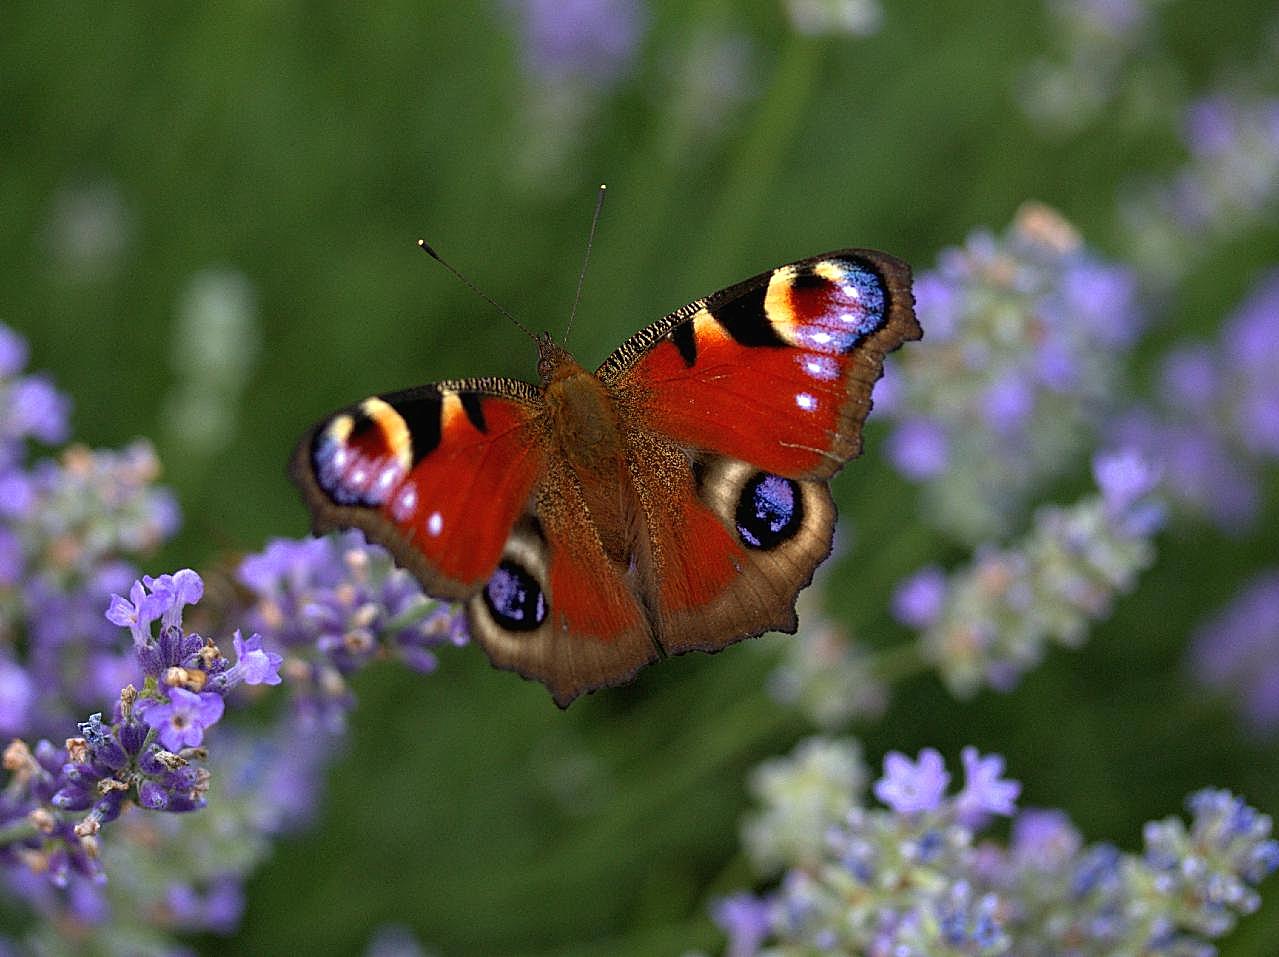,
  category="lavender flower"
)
[955,747,1021,825]
[140,688,225,751]
[506,0,646,87]
[237,531,465,731]
[873,747,951,814]
[0,325,179,743]
[0,321,444,952]
[1112,269,1279,532]
[1017,0,1169,136]
[893,449,1162,698]
[880,204,1144,542]
[712,893,772,957]
[721,743,1277,955]
[766,621,889,730]
[1191,569,1279,734]
[741,737,868,875]
[226,630,283,687]
[1122,92,1279,283]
